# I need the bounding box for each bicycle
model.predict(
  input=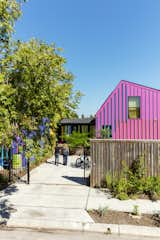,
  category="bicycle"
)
[76,155,90,169]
